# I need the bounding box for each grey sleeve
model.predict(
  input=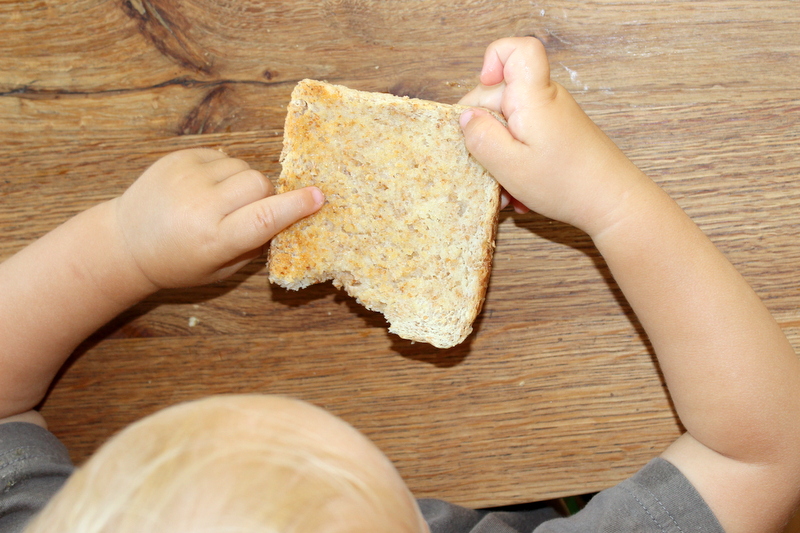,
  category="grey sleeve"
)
[0,422,74,533]
[419,498,560,533]
[421,458,724,533]
[534,458,725,533]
